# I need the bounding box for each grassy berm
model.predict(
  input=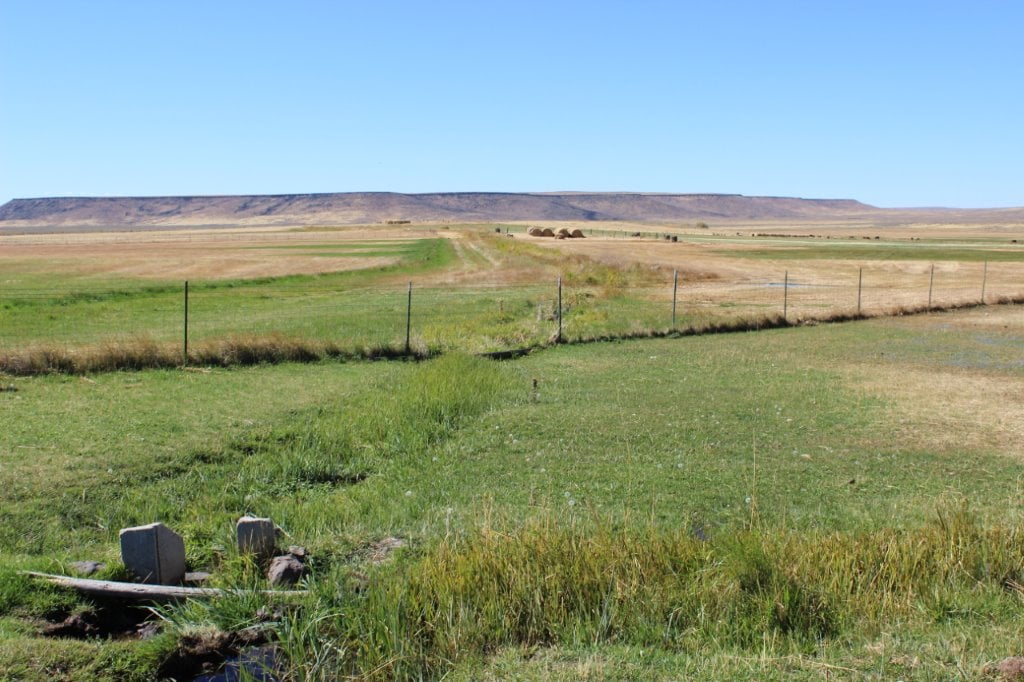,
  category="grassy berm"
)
[1,307,1023,680]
